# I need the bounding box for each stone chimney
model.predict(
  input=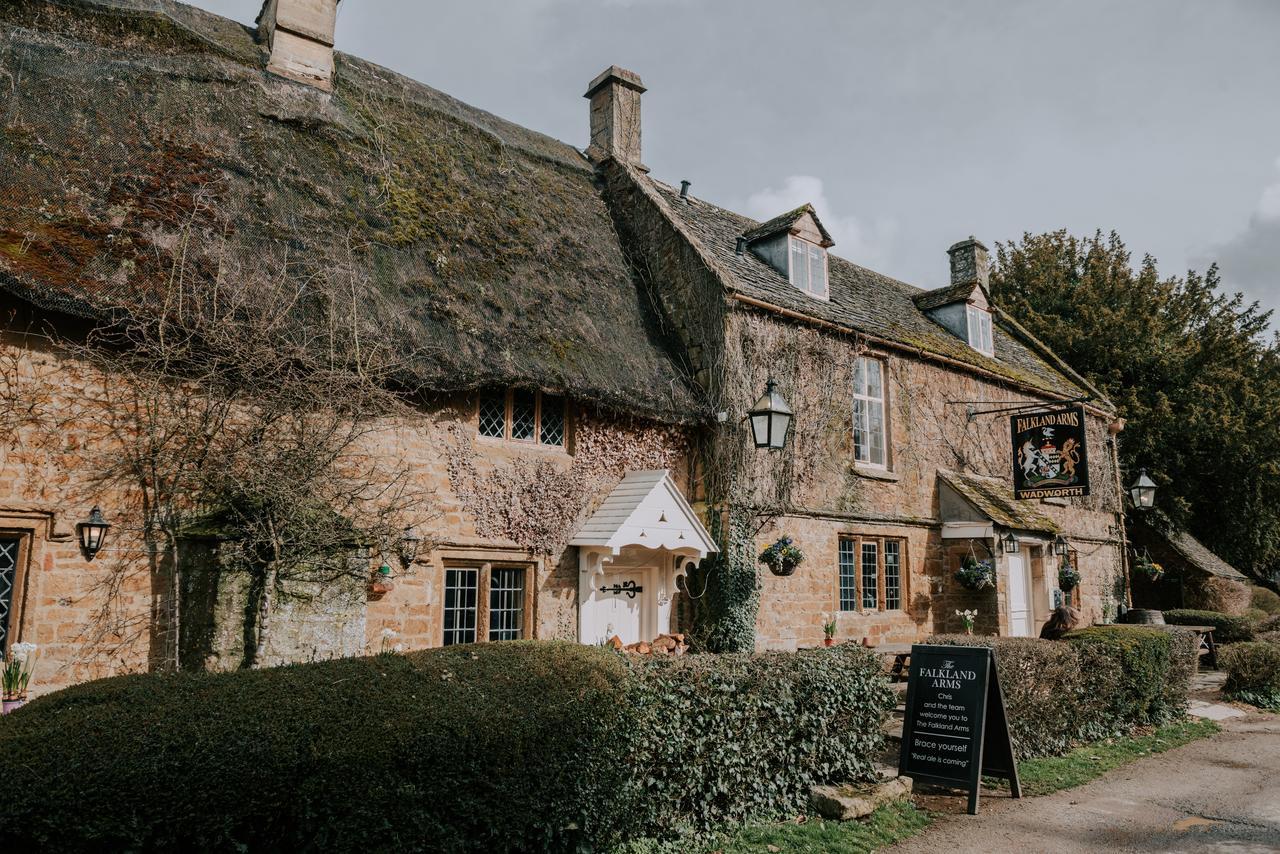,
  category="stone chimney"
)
[947,236,990,288]
[584,66,646,167]
[257,0,341,91]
